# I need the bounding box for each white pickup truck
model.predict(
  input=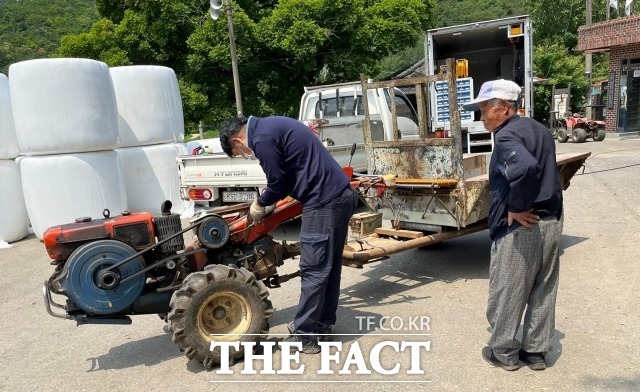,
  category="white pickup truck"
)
[178,81,419,206]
